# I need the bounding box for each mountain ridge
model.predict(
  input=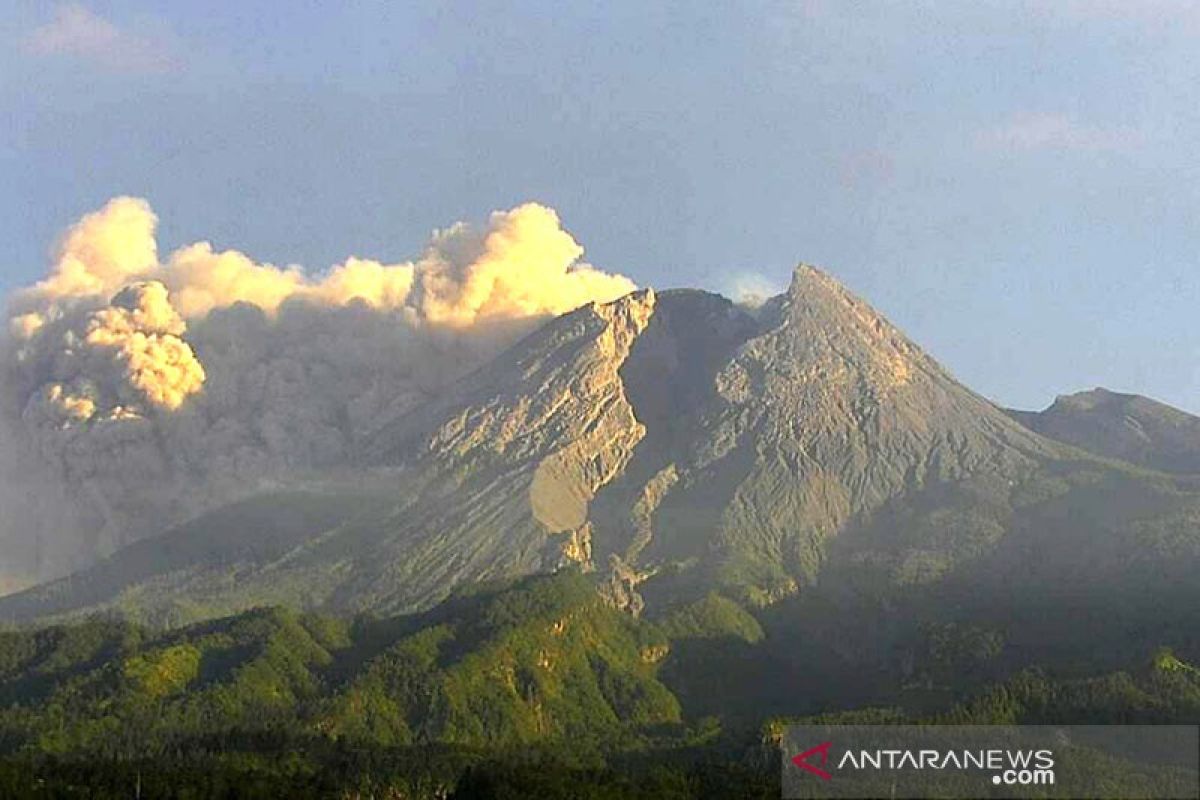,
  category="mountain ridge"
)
[1008,387,1200,474]
[4,266,1199,629]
